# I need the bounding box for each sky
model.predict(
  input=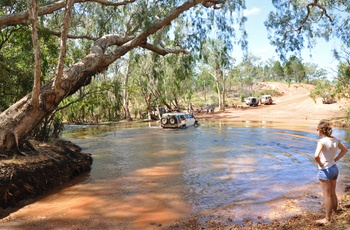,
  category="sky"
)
[234,1,341,77]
